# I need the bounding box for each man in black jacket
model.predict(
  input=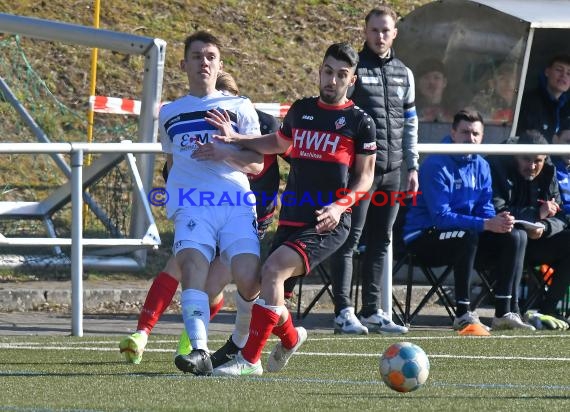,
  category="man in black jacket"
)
[488,131,570,329]
[329,5,419,335]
